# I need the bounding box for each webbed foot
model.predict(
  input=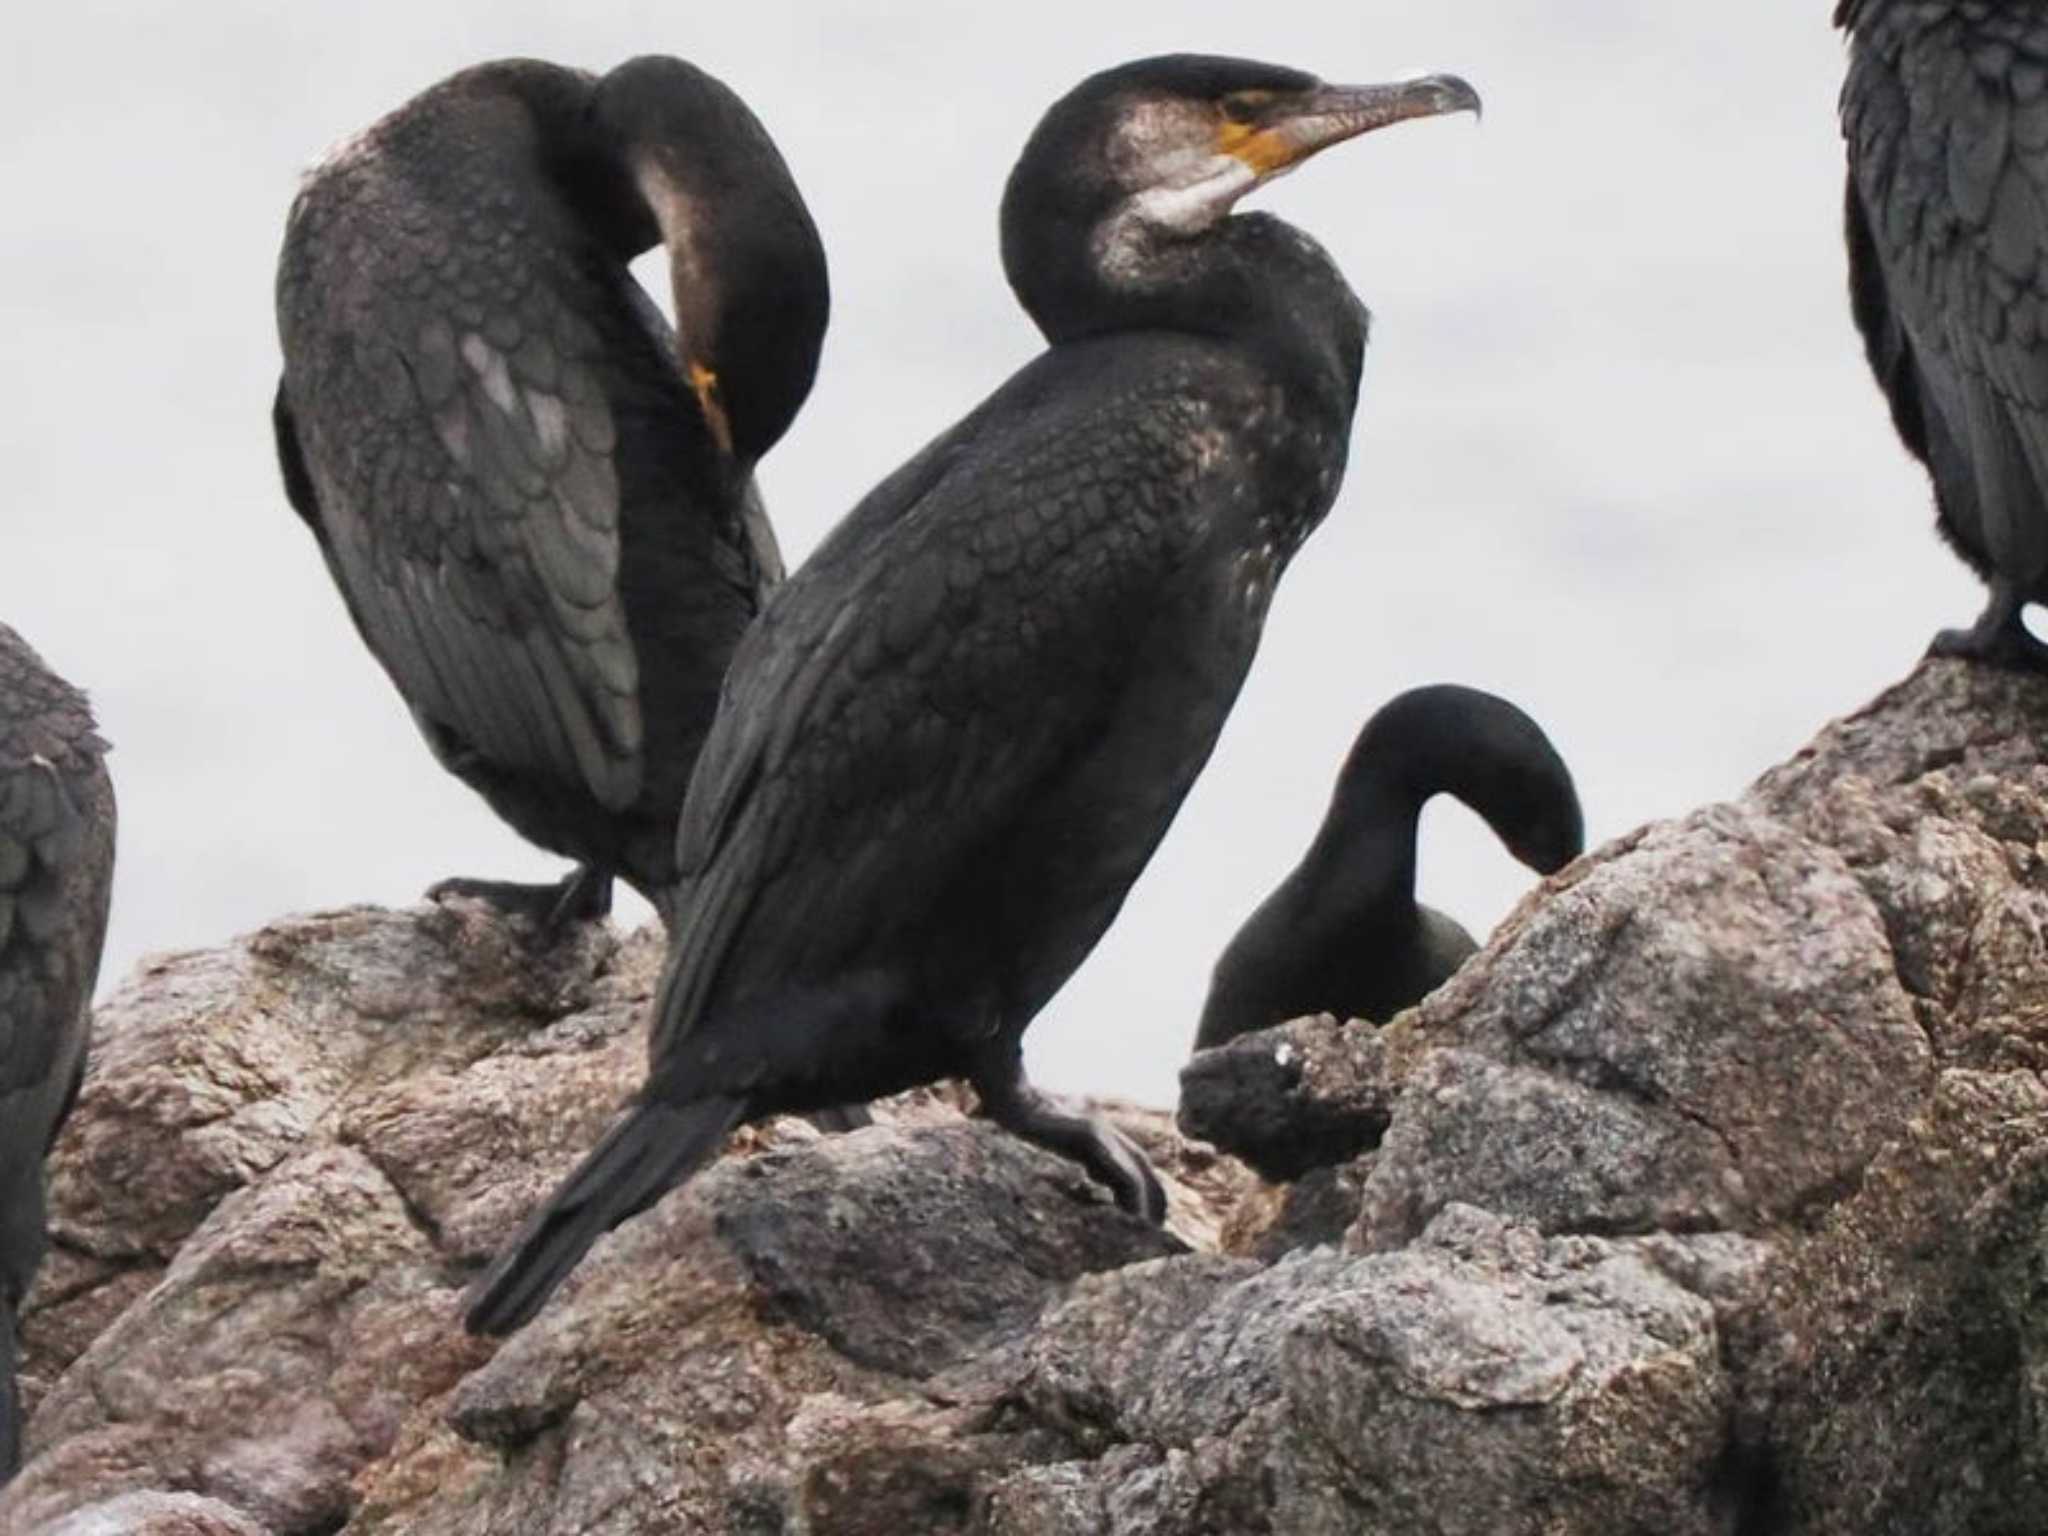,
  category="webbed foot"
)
[1928,583,2048,674]
[971,1050,1167,1224]
[427,864,614,937]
